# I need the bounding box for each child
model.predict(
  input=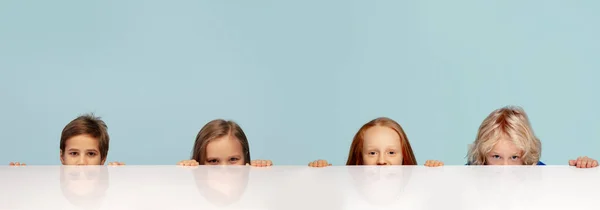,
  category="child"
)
[177,119,272,167]
[9,114,125,166]
[308,117,441,167]
[426,106,598,167]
